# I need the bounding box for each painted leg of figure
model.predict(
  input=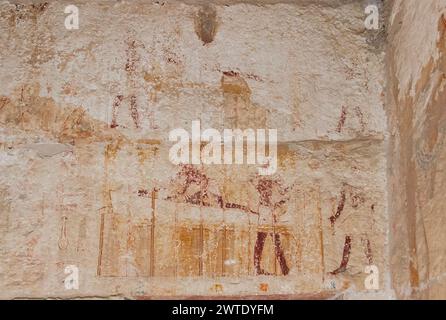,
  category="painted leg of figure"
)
[254,231,268,275]
[363,237,373,265]
[330,235,352,275]
[273,233,290,275]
